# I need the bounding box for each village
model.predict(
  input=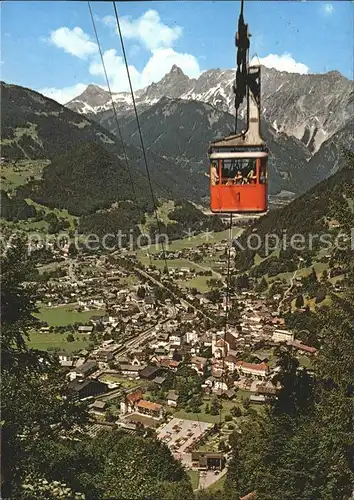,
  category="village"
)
[29,236,318,491]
